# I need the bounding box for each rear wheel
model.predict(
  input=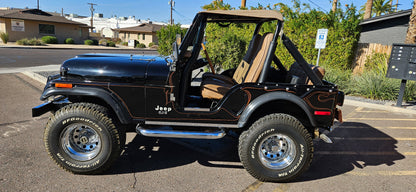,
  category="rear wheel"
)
[238,113,313,182]
[44,103,123,174]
